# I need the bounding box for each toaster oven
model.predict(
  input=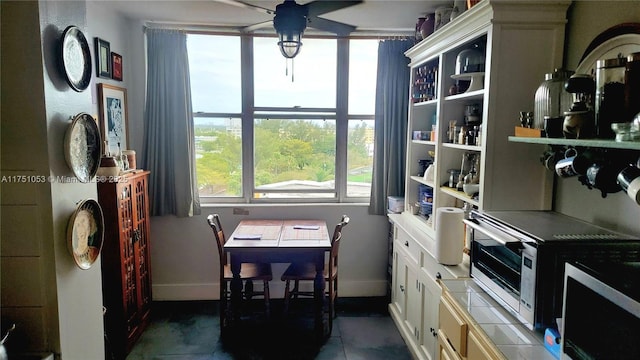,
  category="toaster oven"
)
[464,210,640,330]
